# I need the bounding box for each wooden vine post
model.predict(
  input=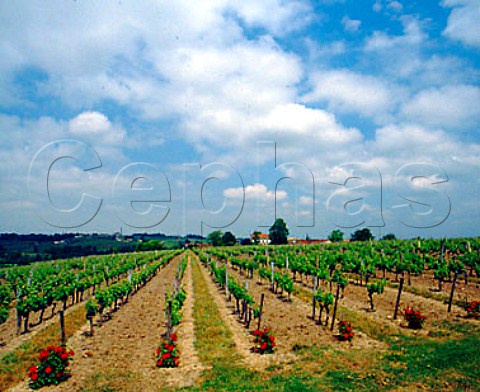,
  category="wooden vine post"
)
[330,283,341,331]
[447,272,458,313]
[87,314,94,336]
[393,277,404,320]
[166,299,173,337]
[59,310,66,349]
[16,303,21,335]
[257,293,265,330]
[312,277,317,320]
[270,261,275,292]
[225,266,230,302]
